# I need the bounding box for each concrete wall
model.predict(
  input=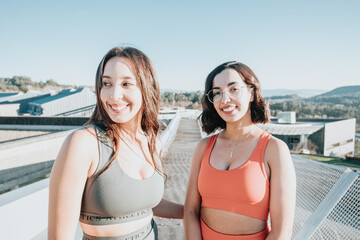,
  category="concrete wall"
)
[324,118,356,157]
[0,179,49,240]
[0,130,73,171]
[0,103,20,116]
[308,128,325,154]
[0,161,54,194]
